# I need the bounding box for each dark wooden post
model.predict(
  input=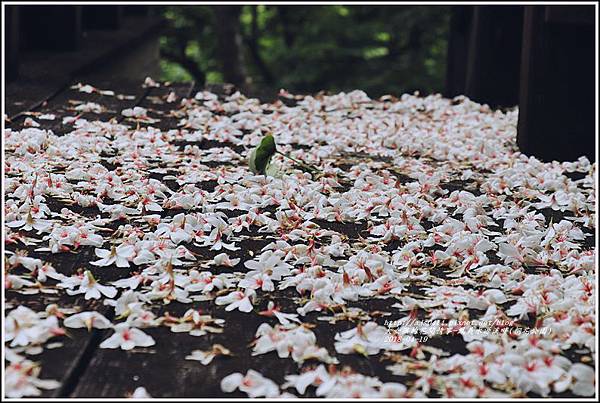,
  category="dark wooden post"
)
[464,6,524,108]
[19,5,82,51]
[123,5,151,17]
[83,6,123,30]
[445,6,524,108]
[6,6,20,81]
[445,6,474,98]
[517,5,596,162]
